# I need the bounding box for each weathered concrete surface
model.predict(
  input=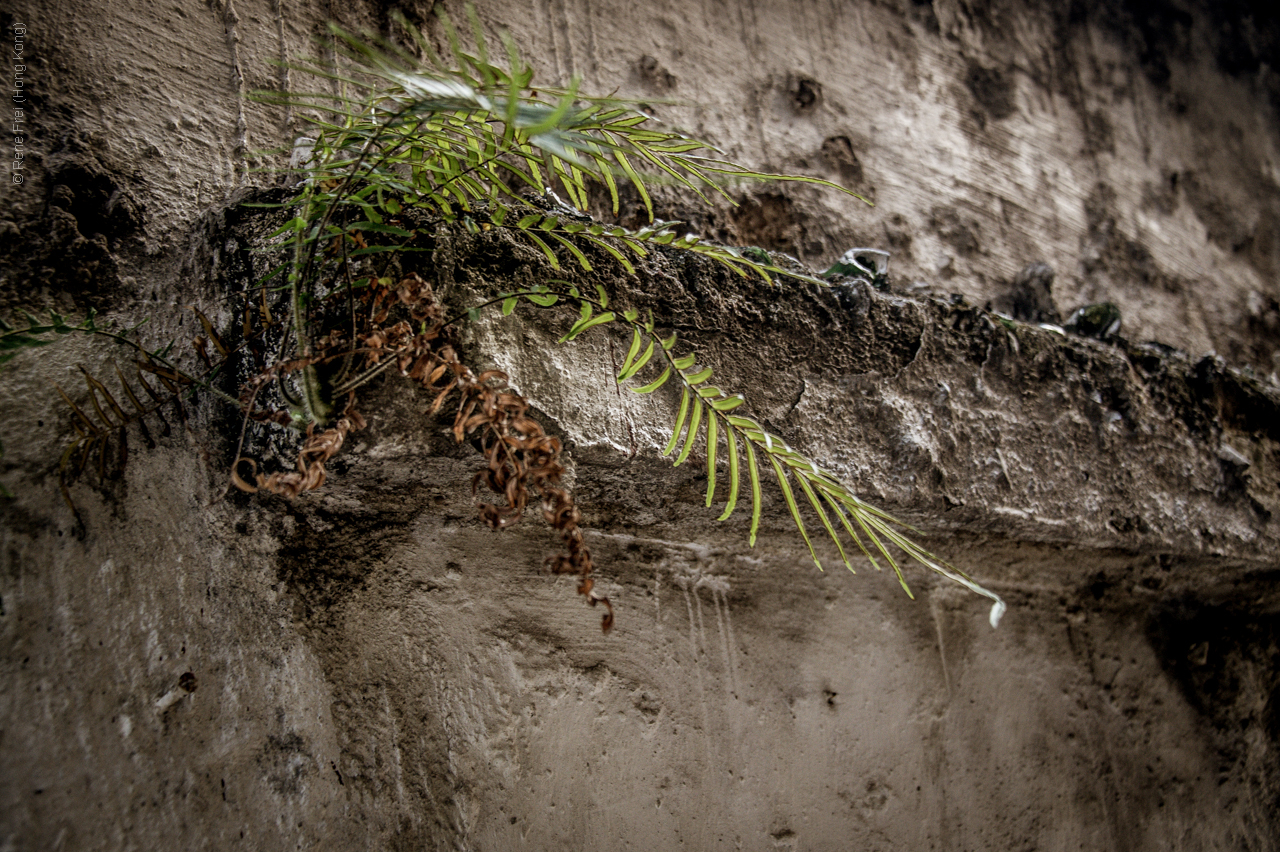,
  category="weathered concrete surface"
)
[517,0,1280,374]
[2,1,1279,851]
